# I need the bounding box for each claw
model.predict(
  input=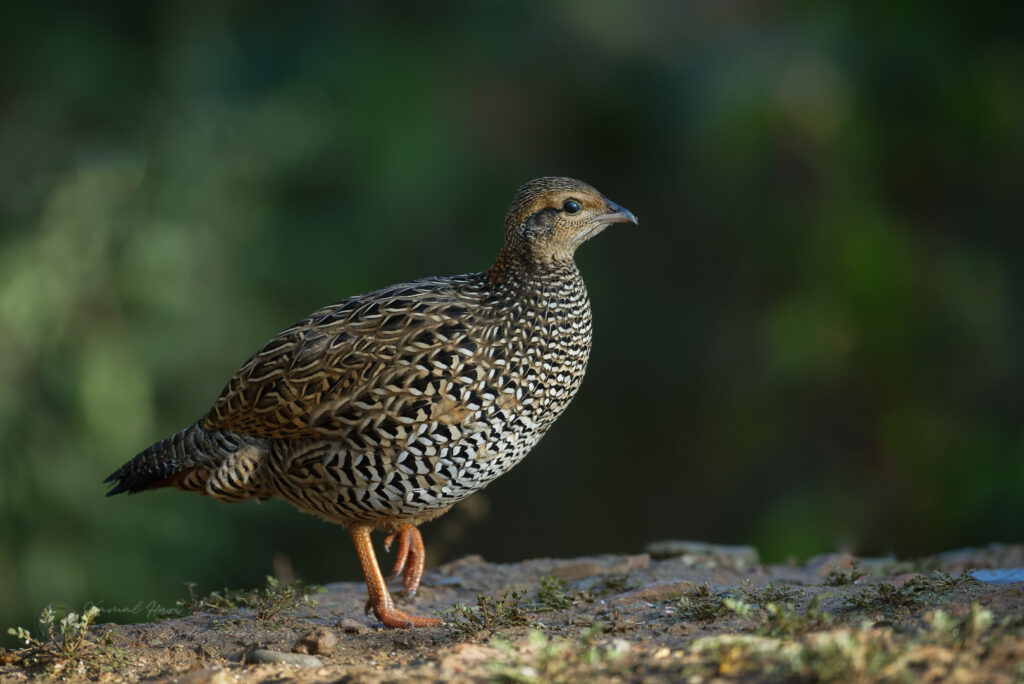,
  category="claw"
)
[384,524,426,597]
[384,529,411,581]
[373,602,440,628]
